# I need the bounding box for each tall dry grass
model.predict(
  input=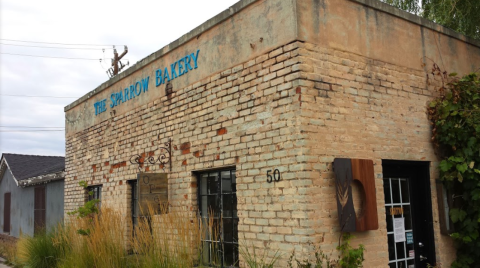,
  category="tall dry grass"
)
[0,236,18,266]
[131,203,210,267]
[55,207,128,268]
[16,203,220,268]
